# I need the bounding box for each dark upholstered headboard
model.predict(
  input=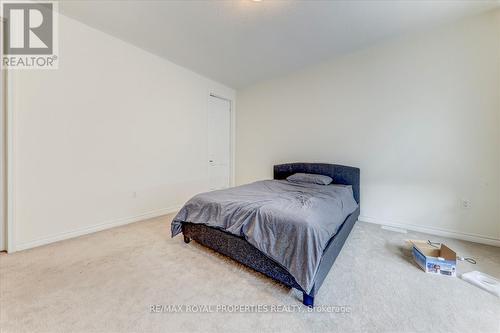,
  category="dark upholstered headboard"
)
[273,163,360,204]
